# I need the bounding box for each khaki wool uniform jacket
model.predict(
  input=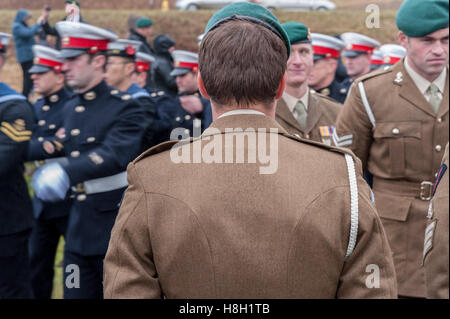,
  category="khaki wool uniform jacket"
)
[335,60,449,298]
[424,143,449,299]
[104,114,397,299]
[275,90,341,145]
